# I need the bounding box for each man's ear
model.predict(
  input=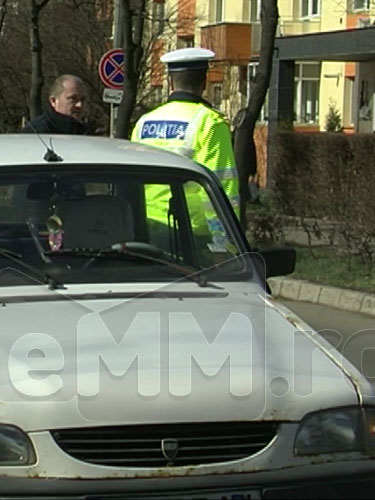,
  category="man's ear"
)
[49,96,57,109]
